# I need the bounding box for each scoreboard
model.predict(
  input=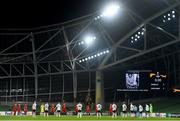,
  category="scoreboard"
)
[117,71,167,92]
[149,72,167,91]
